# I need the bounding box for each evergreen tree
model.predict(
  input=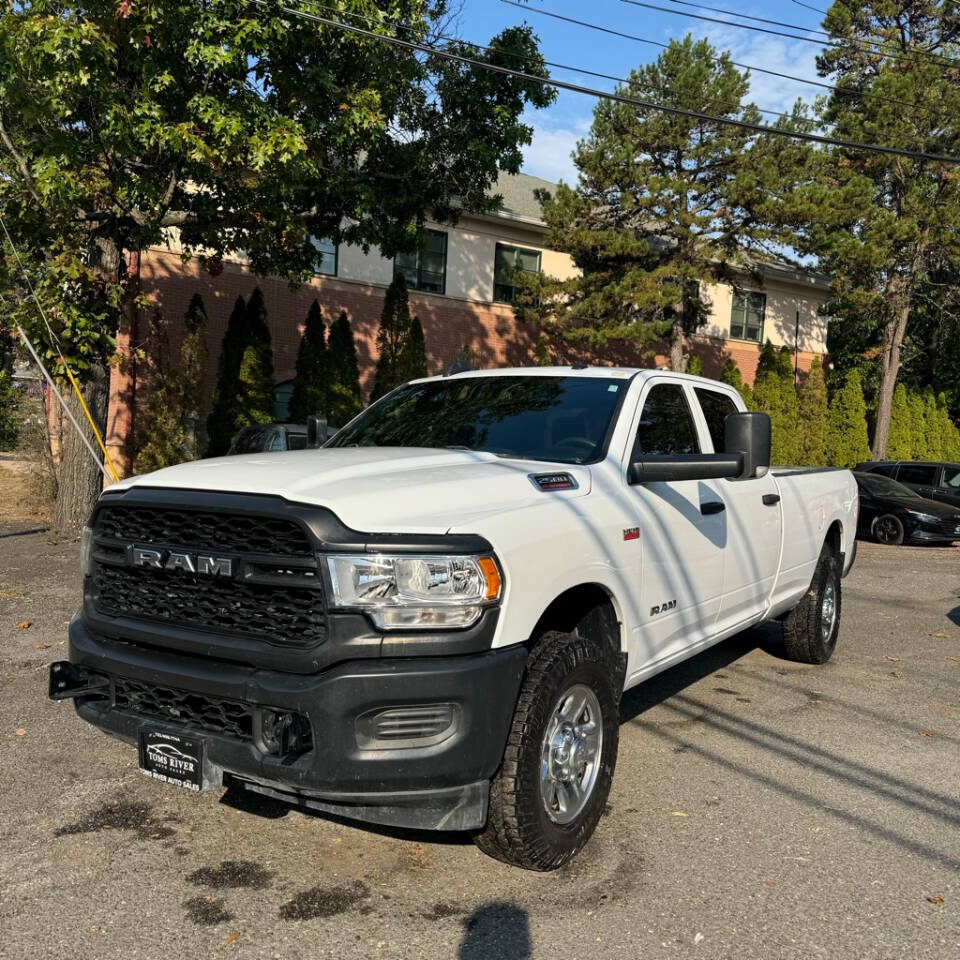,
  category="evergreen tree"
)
[719,357,752,408]
[922,388,943,460]
[886,383,913,460]
[752,342,798,465]
[518,36,771,365]
[936,393,960,461]
[397,315,428,384]
[755,340,780,382]
[326,312,363,426]
[234,344,276,429]
[206,295,249,456]
[372,275,413,400]
[797,357,828,466]
[826,370,872,468]
[288,300,327,423]
[908,390,927,460]
[685,353,704,377]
